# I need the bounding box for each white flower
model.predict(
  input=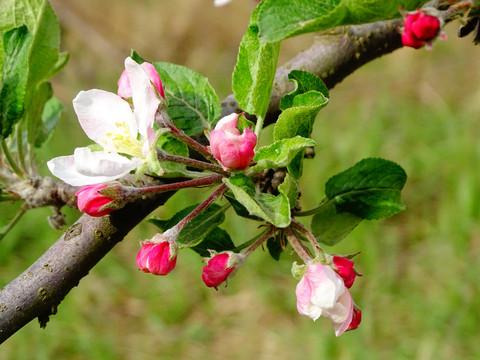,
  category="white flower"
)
[47,57,161,186]
[295,262,354,336]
